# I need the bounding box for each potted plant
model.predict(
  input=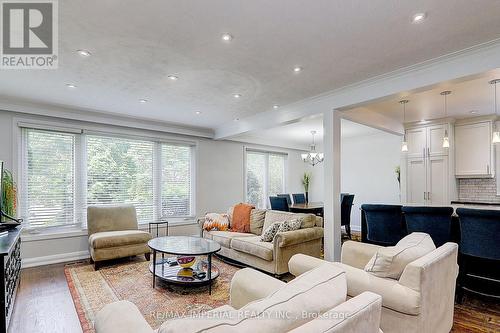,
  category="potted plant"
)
[302,172,311,203]
[2,168,17,222]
